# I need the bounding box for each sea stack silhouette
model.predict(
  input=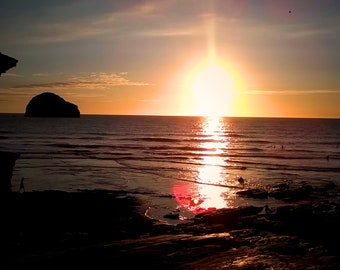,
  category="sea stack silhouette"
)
[25,92,80,117]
